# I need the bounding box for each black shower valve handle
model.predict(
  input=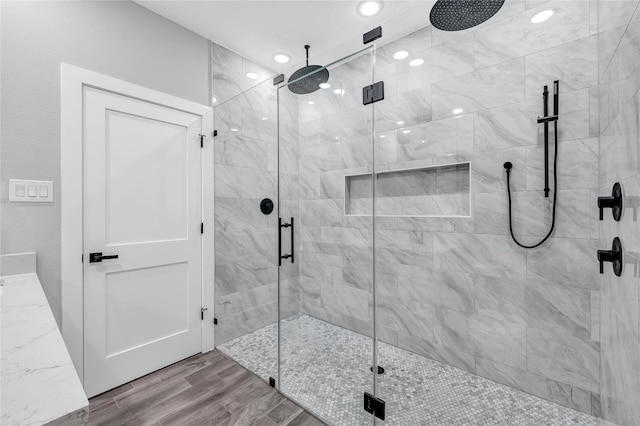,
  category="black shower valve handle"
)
[597,237,623,276]
[598,182,623,221]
